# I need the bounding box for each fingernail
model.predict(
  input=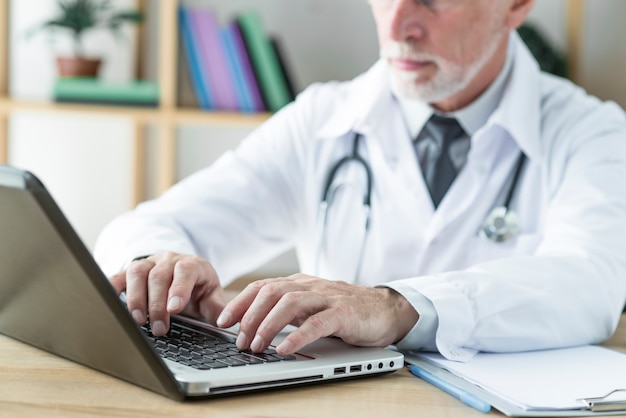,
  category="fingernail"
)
[236,332,249,349]
[167,296,182,312]
[250,335,264,352]
[216,310,232,327]
[277,340,293,354]
[151,320,167,336]
[131,309,144,324]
